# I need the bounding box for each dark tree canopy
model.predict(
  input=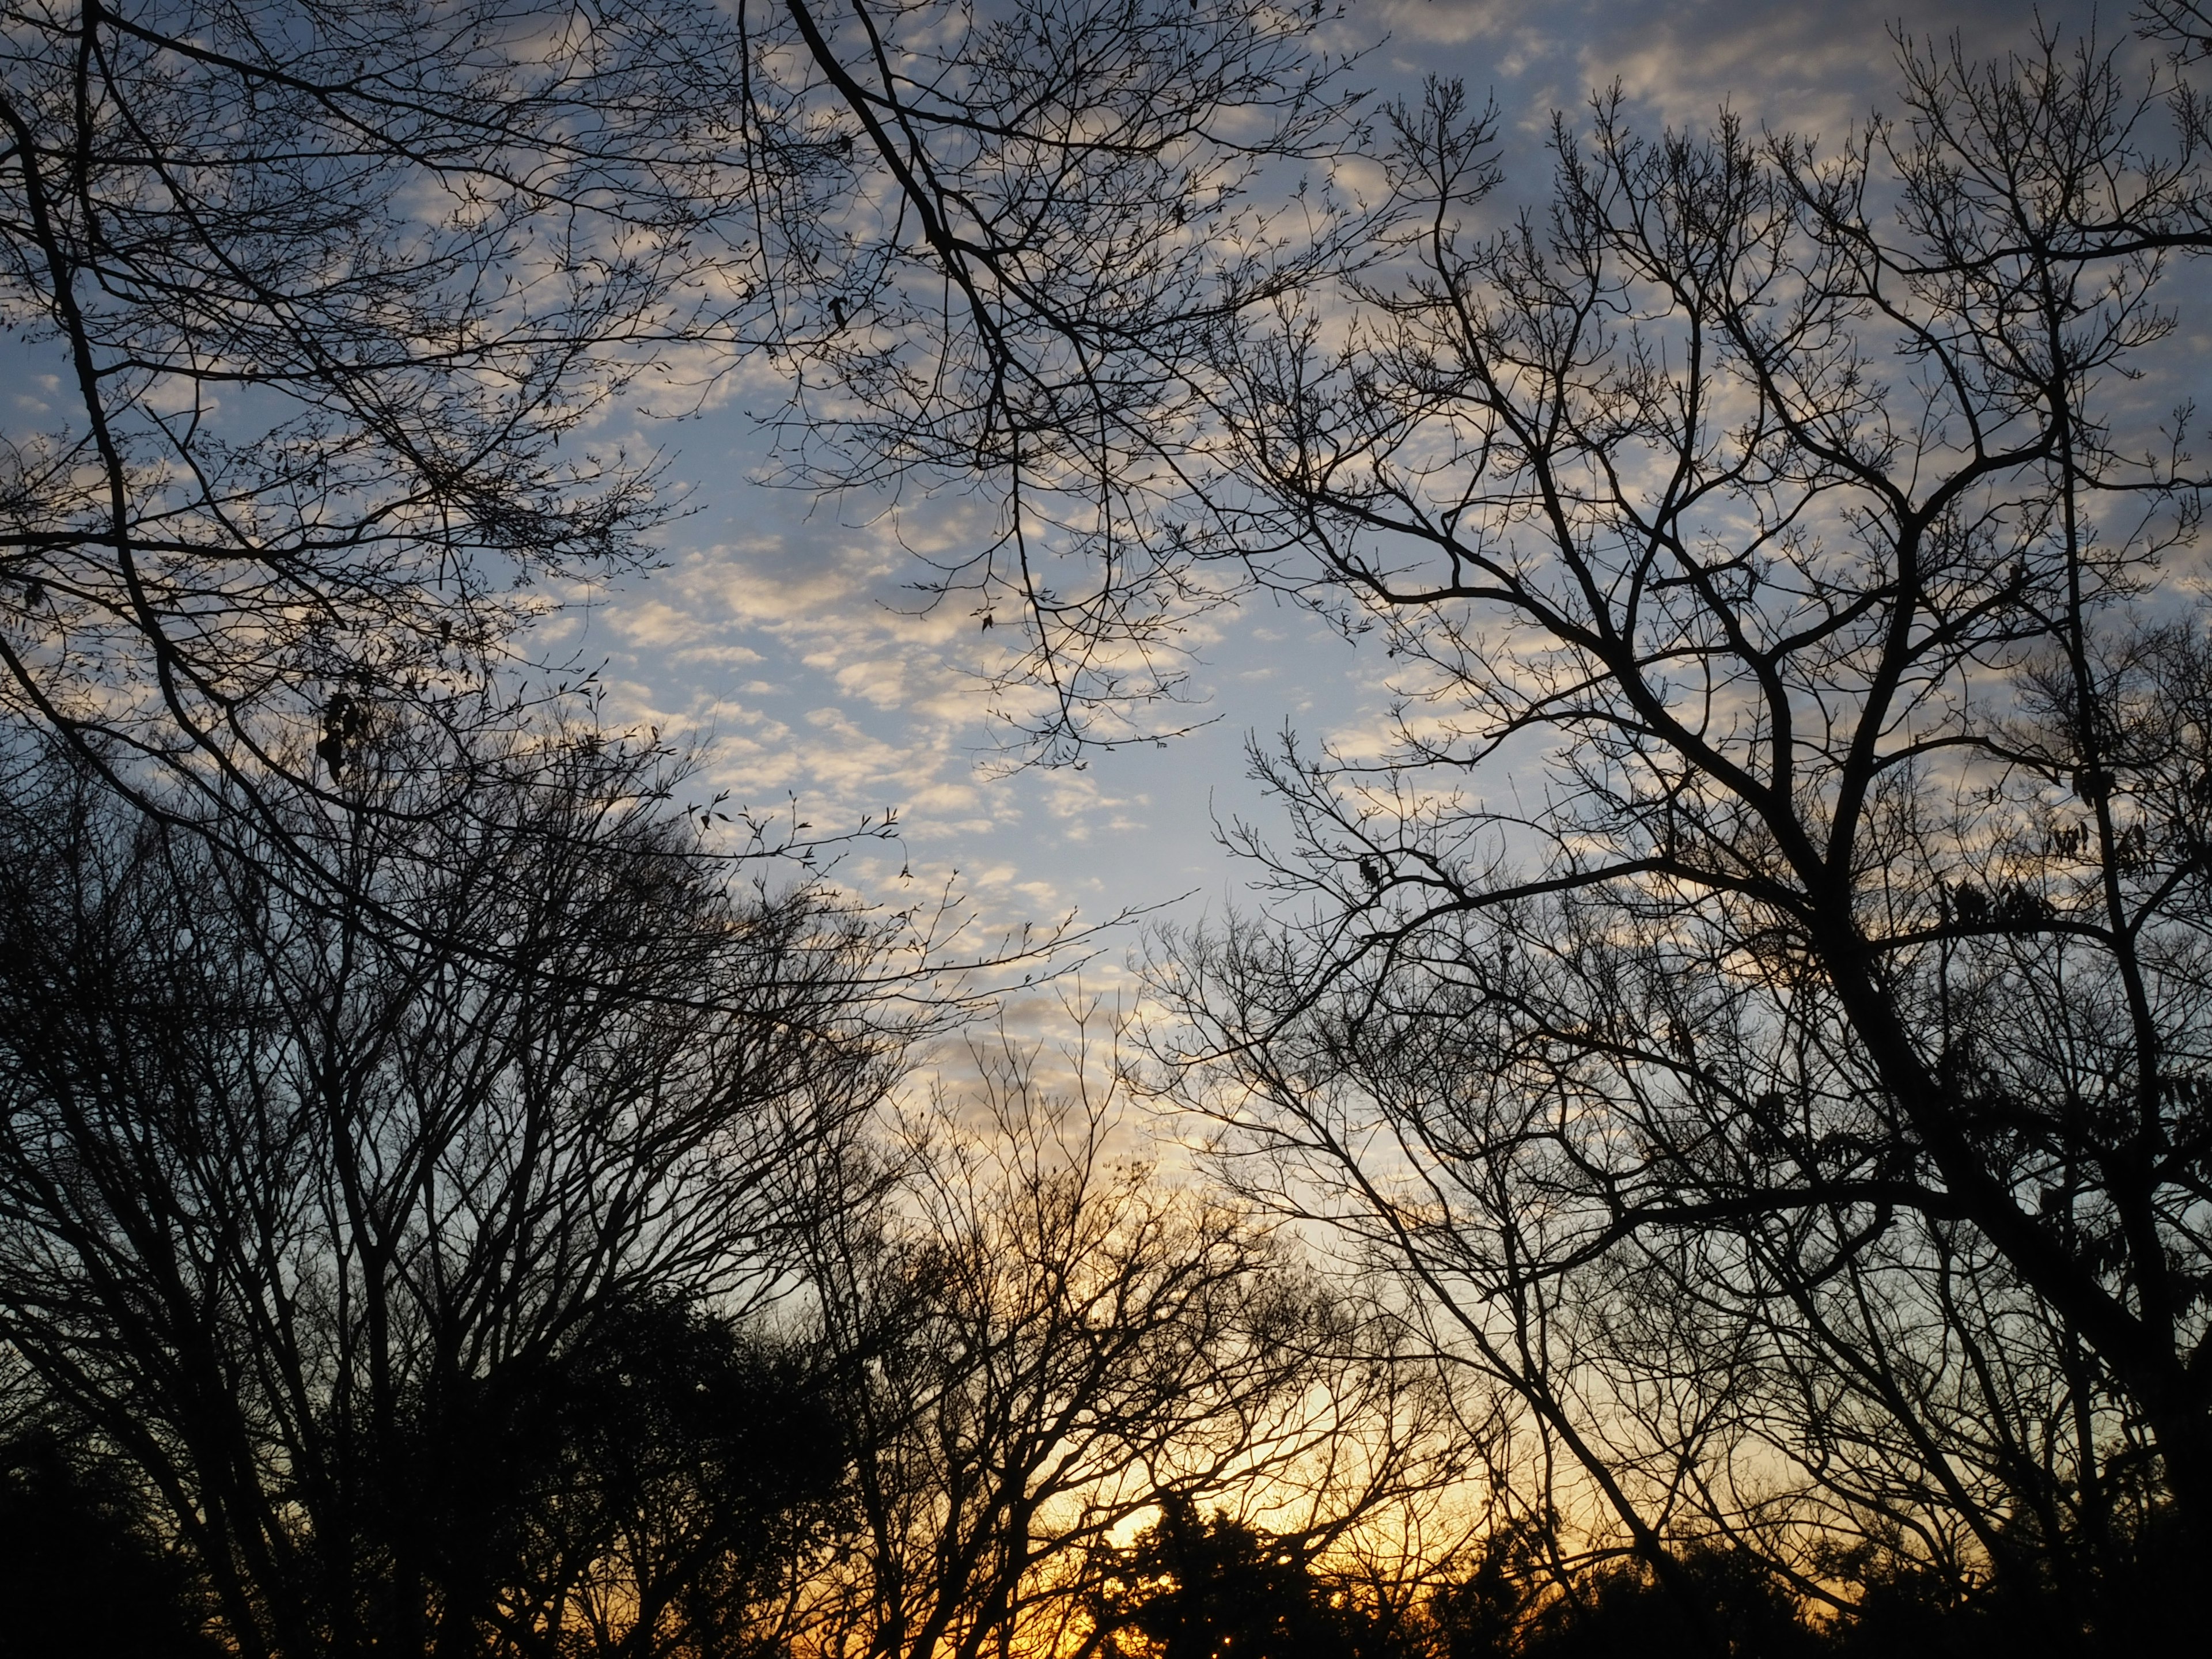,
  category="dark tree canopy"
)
[0,1427,225,1659]
[1090,1498,1391,1659]
[0,726,900,1656]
